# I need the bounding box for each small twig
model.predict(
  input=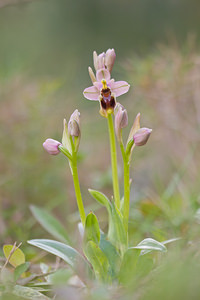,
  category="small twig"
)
[18,270,58,285]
